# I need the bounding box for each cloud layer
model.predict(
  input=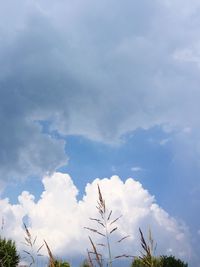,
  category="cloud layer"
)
[0,173,192,265]
[1,1,200,179]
